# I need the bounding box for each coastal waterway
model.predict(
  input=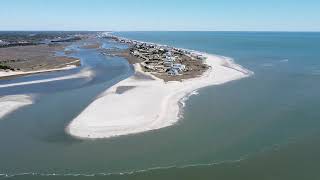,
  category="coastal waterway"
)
[1,32,320,179]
